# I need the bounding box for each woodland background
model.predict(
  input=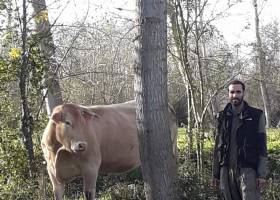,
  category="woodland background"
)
[0,0,280,199]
